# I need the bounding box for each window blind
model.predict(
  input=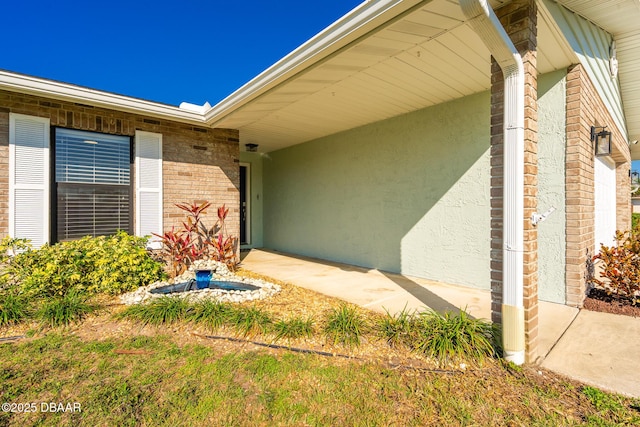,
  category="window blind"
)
[55,128,131,241]
[55,128,130,184]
